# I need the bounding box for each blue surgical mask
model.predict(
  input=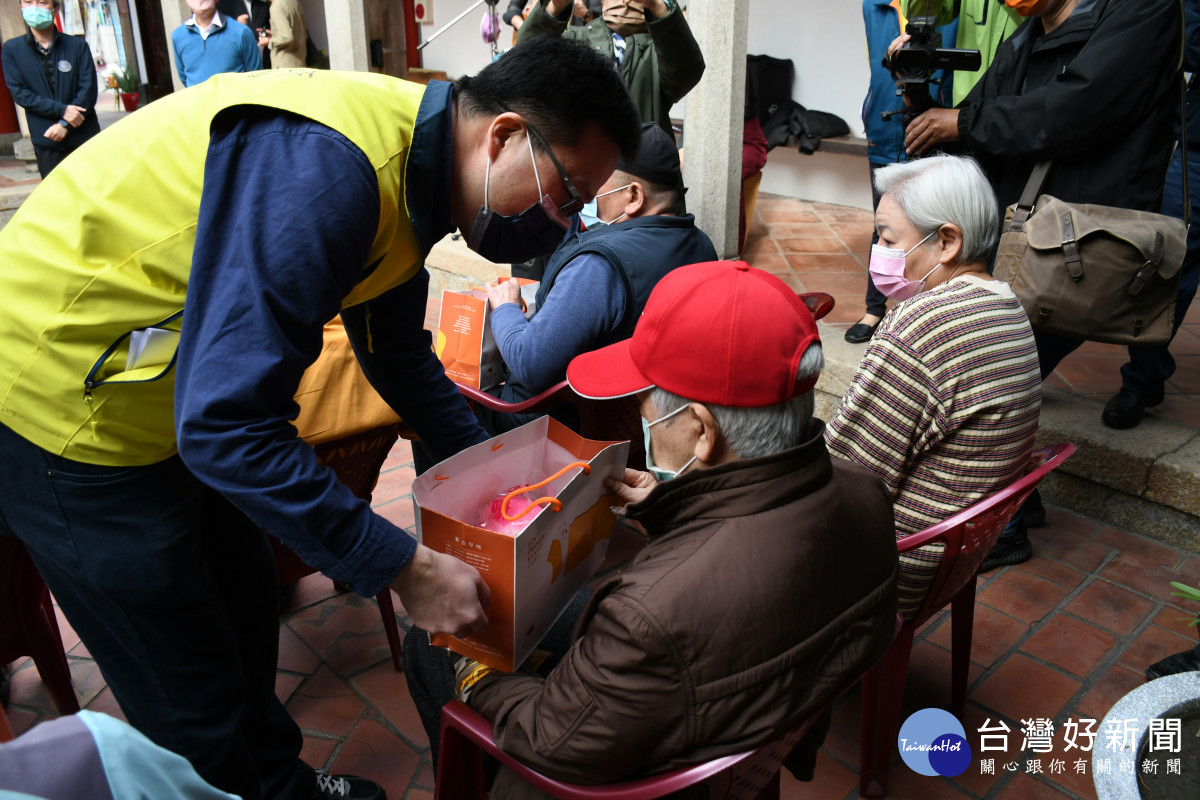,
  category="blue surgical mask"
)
[22,7,55,29]
[579,198,601,229]
[641,402,698,482]
[578,183,631,229]
[466,132,572,263]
